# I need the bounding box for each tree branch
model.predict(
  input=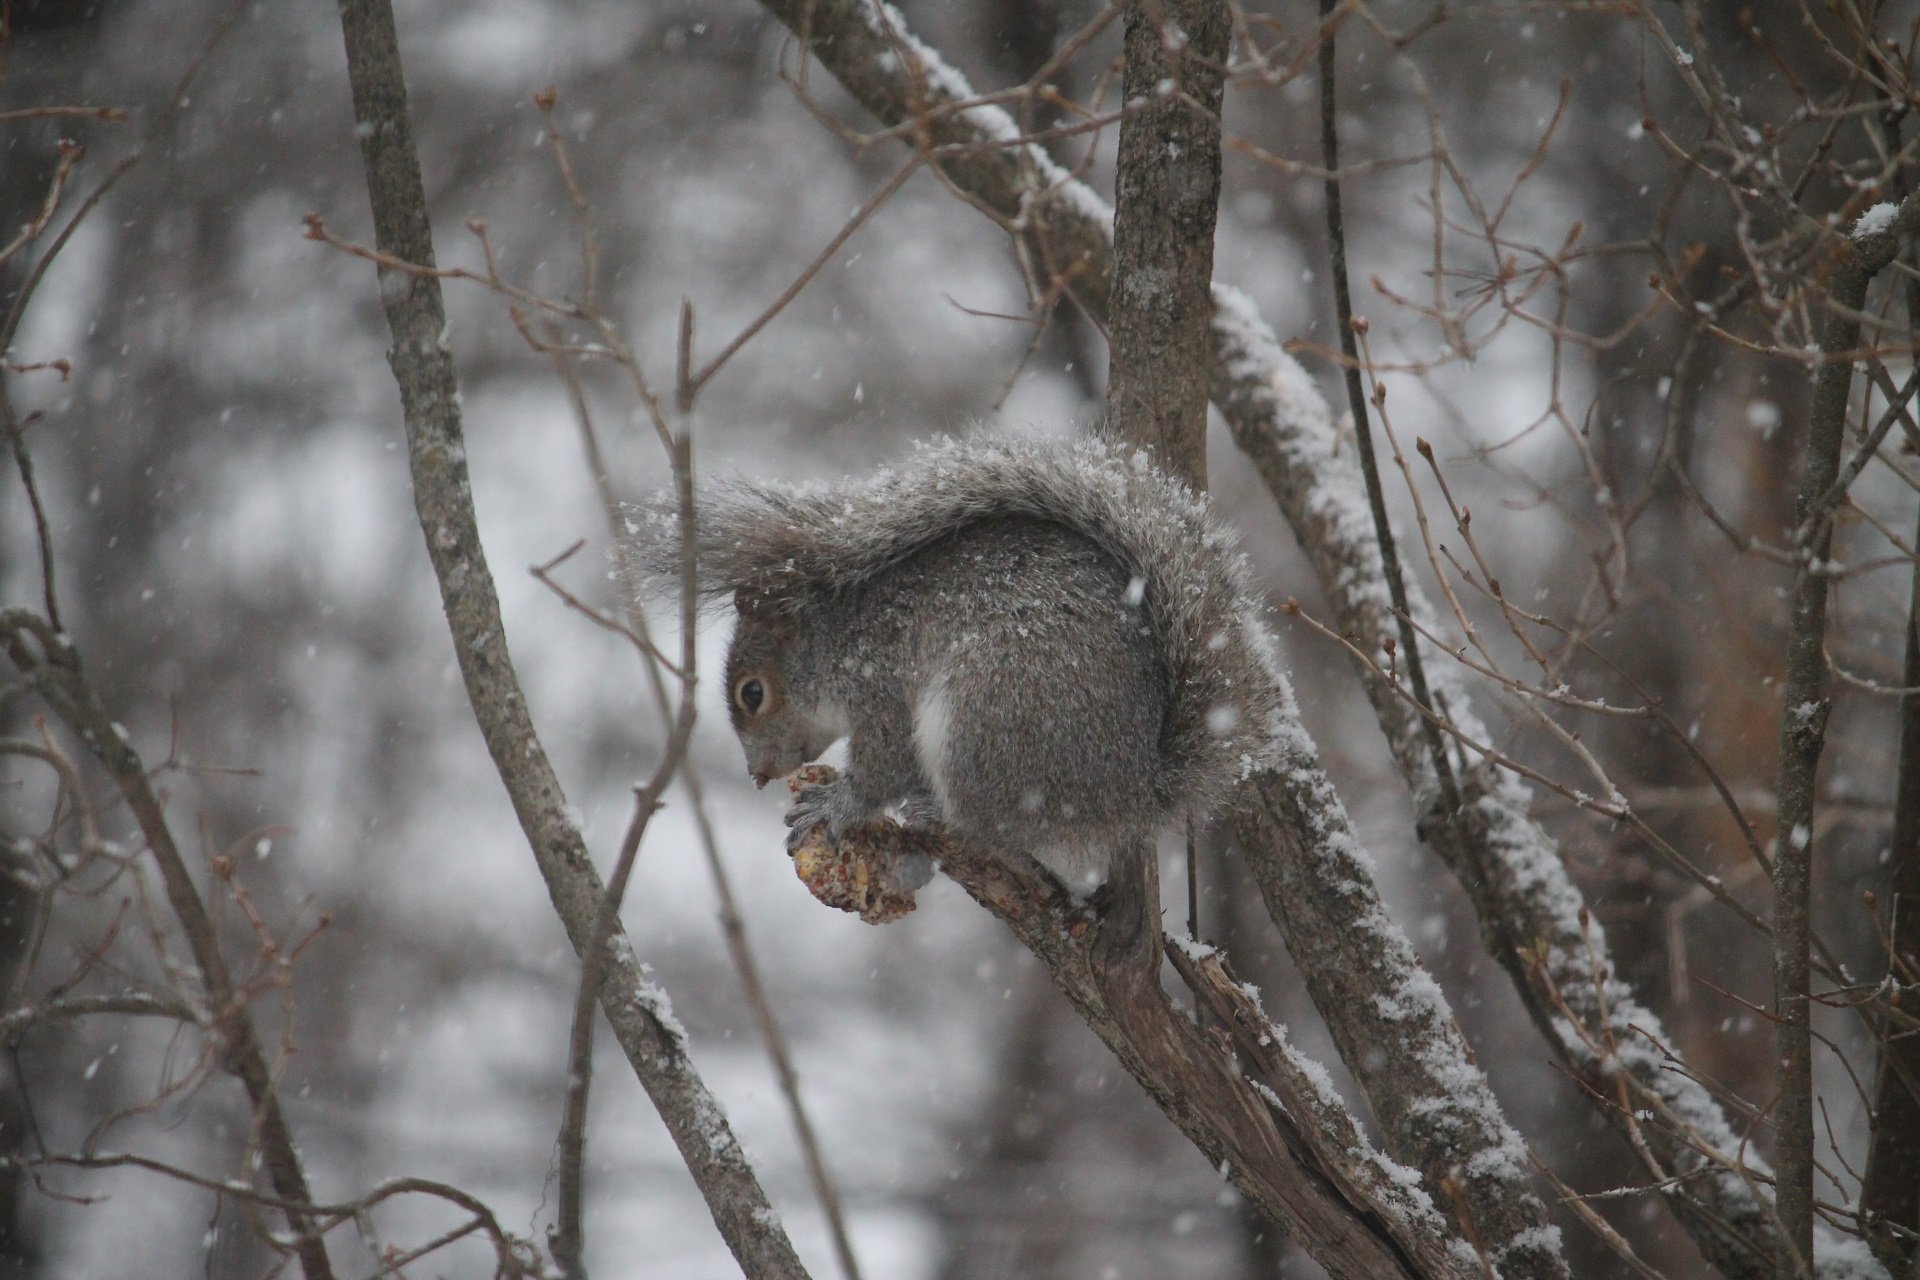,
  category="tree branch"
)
[1103,0,1229,487]
[1229,698,1564,1279]
[1774,191,1920,1274]
[1861,145,1920,1280]
[0,610,336,1280]
[906,820,1479,1280]
[333,4,810,1275]
[554,333,865,1280]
